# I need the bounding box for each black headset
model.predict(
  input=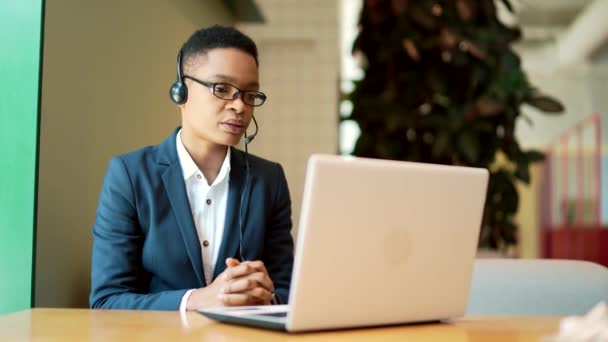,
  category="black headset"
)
[169,48,259,261]
[169,50,188,105]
